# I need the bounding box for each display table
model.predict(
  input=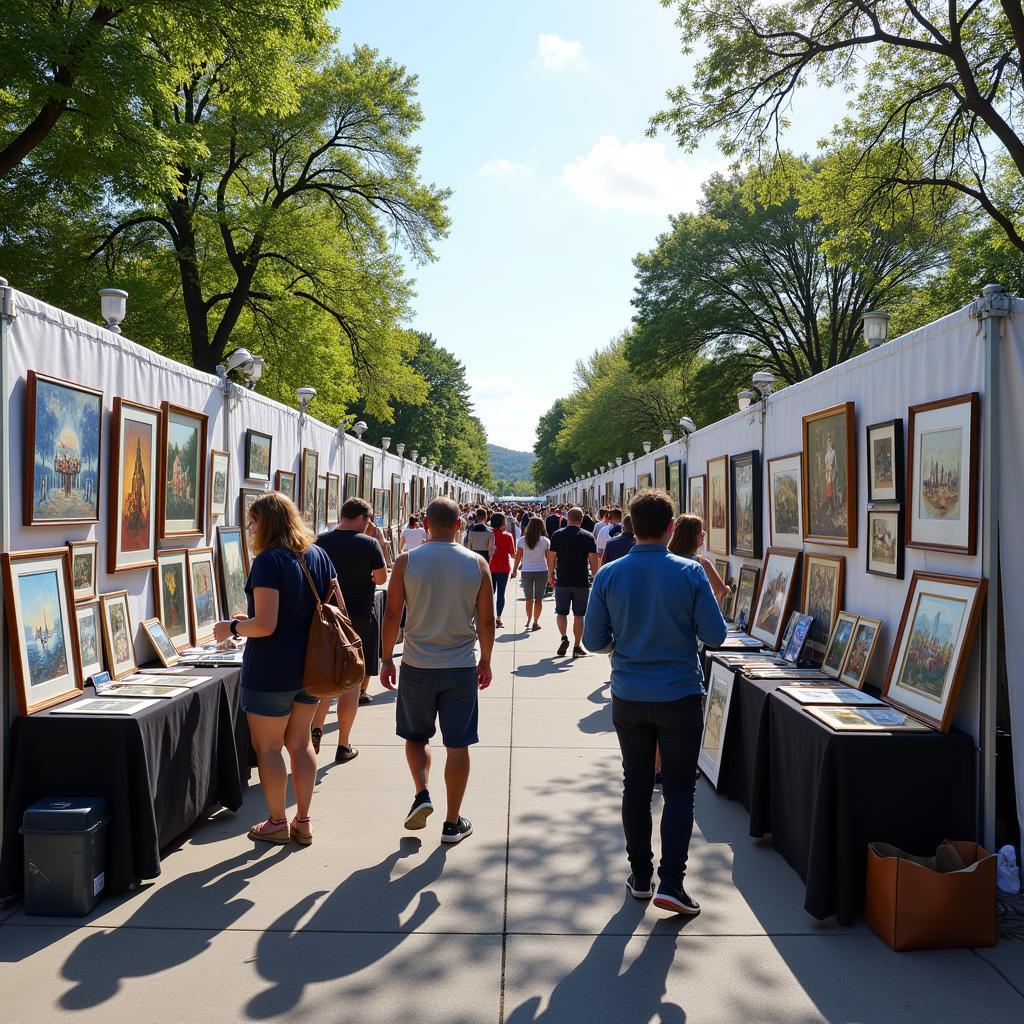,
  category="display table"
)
[0,667,250,899]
